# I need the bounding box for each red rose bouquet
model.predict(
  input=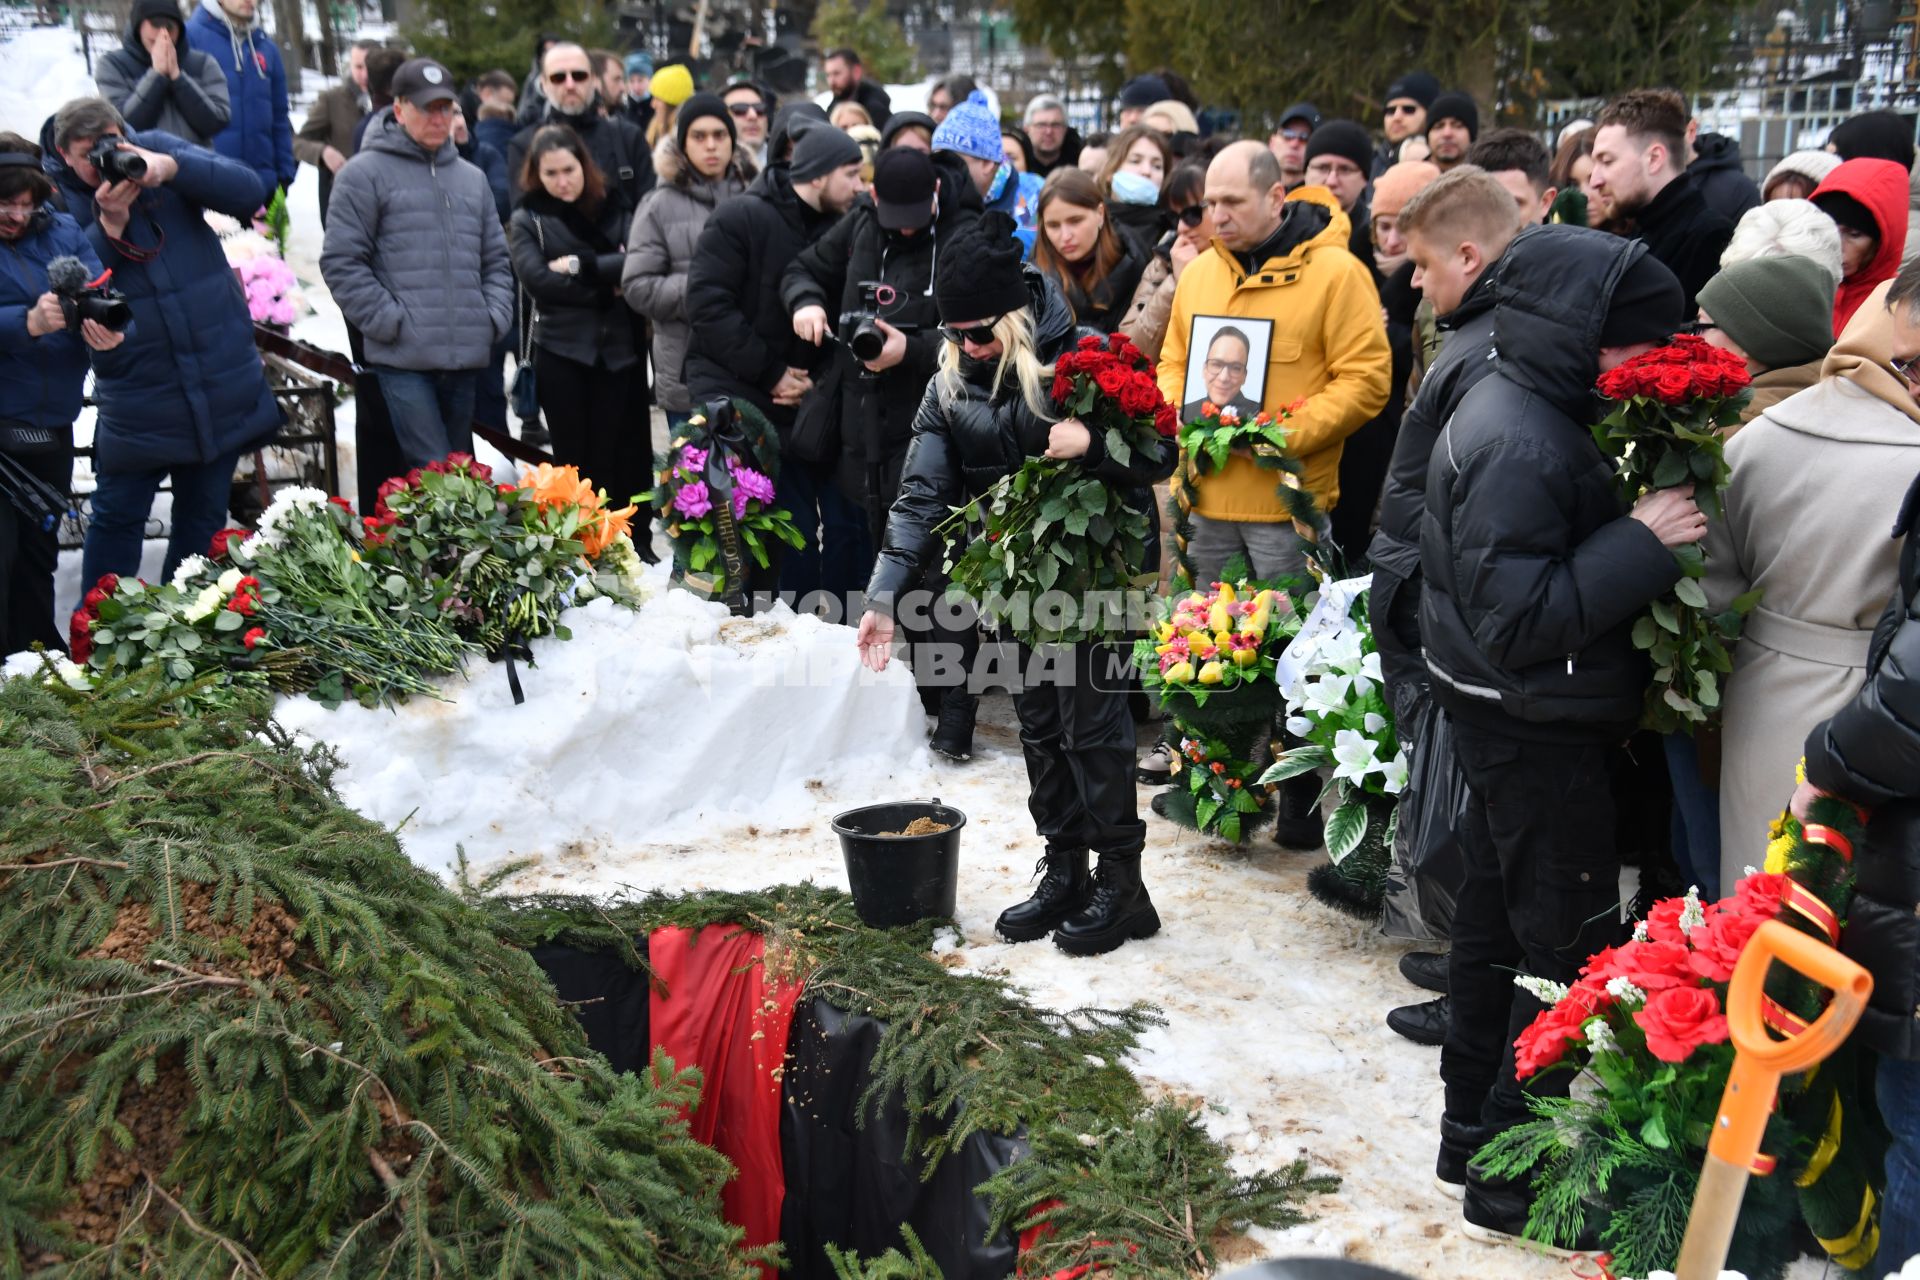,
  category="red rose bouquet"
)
[938,333,1175,647]
[1474,858,1877,1276]
[1593,334,1757,732]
